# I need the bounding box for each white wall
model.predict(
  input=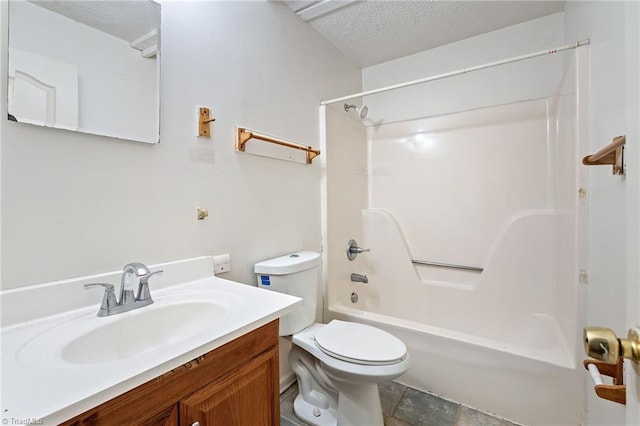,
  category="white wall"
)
[553,48,589,378]
[369,101,552,270]
[362,12,565,124]
[624,2,640,423]
[8,0,158,142]
[563,1,639,425]
[323,105,367,311]
[0,0,361,293]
